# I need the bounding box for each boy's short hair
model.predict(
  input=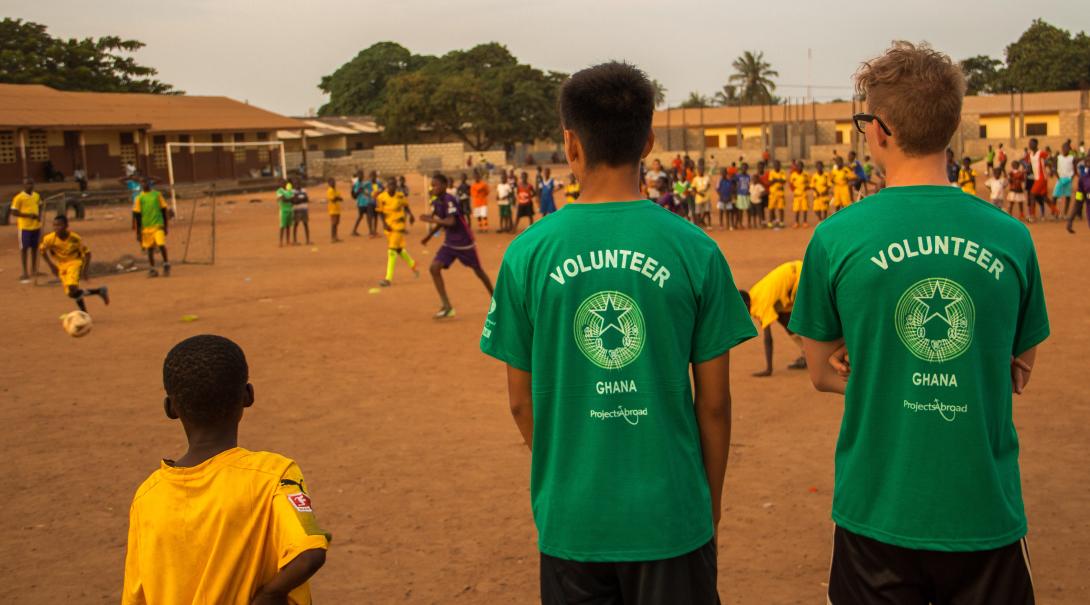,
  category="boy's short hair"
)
[854,41,966,157]
[163,335,249,425]
[559,61,656,169]
[53,214,68,225]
